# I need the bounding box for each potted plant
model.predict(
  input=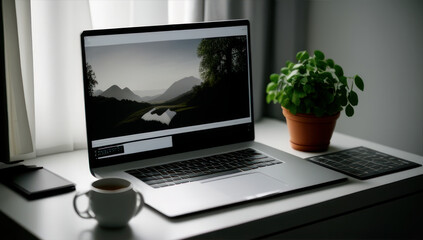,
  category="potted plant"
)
[266,50,364,152]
